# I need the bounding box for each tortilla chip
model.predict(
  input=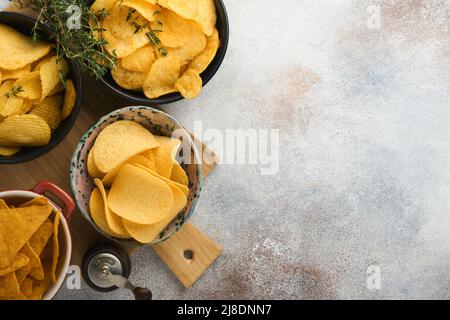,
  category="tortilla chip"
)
[0,204,53,268]
[0,254,29,277]
[50,211,60,284]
